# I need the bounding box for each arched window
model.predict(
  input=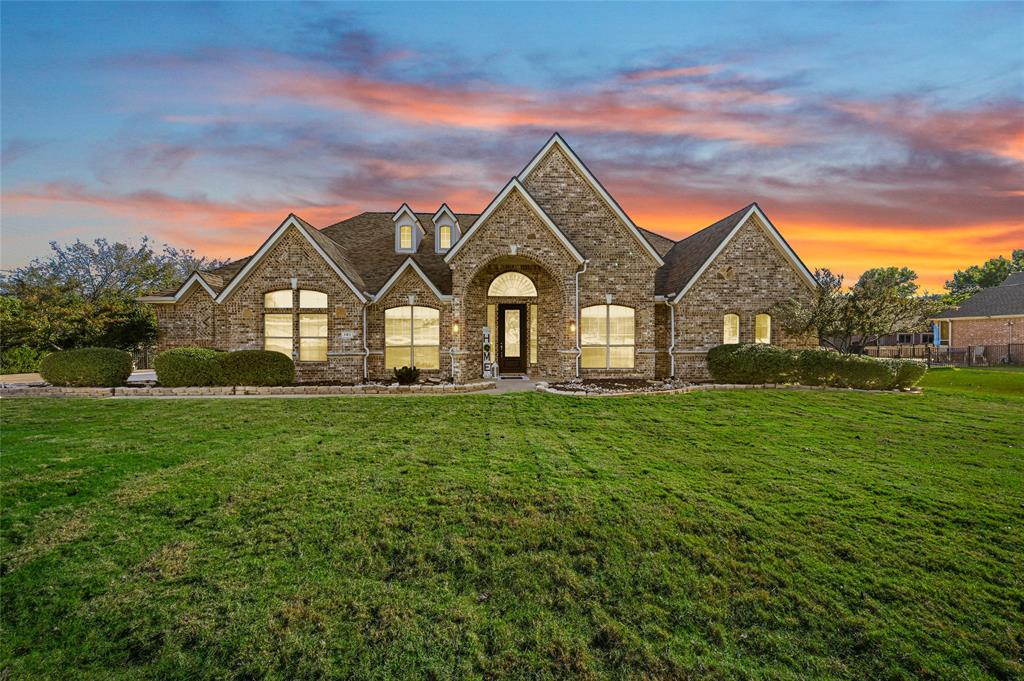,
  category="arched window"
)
[581,304,635,369]
[723,314,740,344]
[755,313,771,344]
[385,306,440,369]
[263,289,328,361]
[488,272,537,297]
